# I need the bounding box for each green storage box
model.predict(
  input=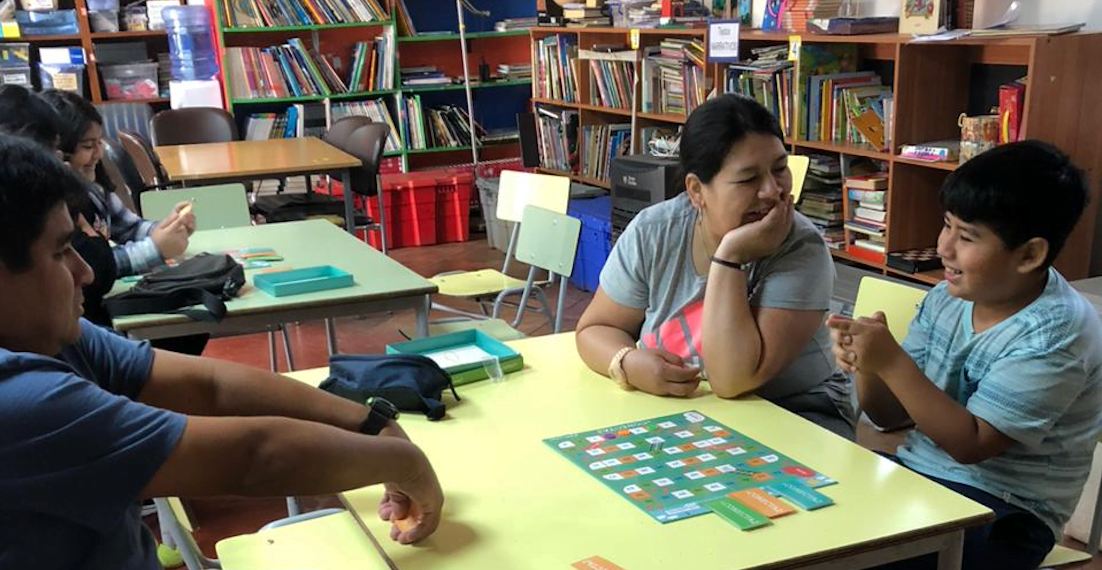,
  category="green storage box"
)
[386,330,523,385]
